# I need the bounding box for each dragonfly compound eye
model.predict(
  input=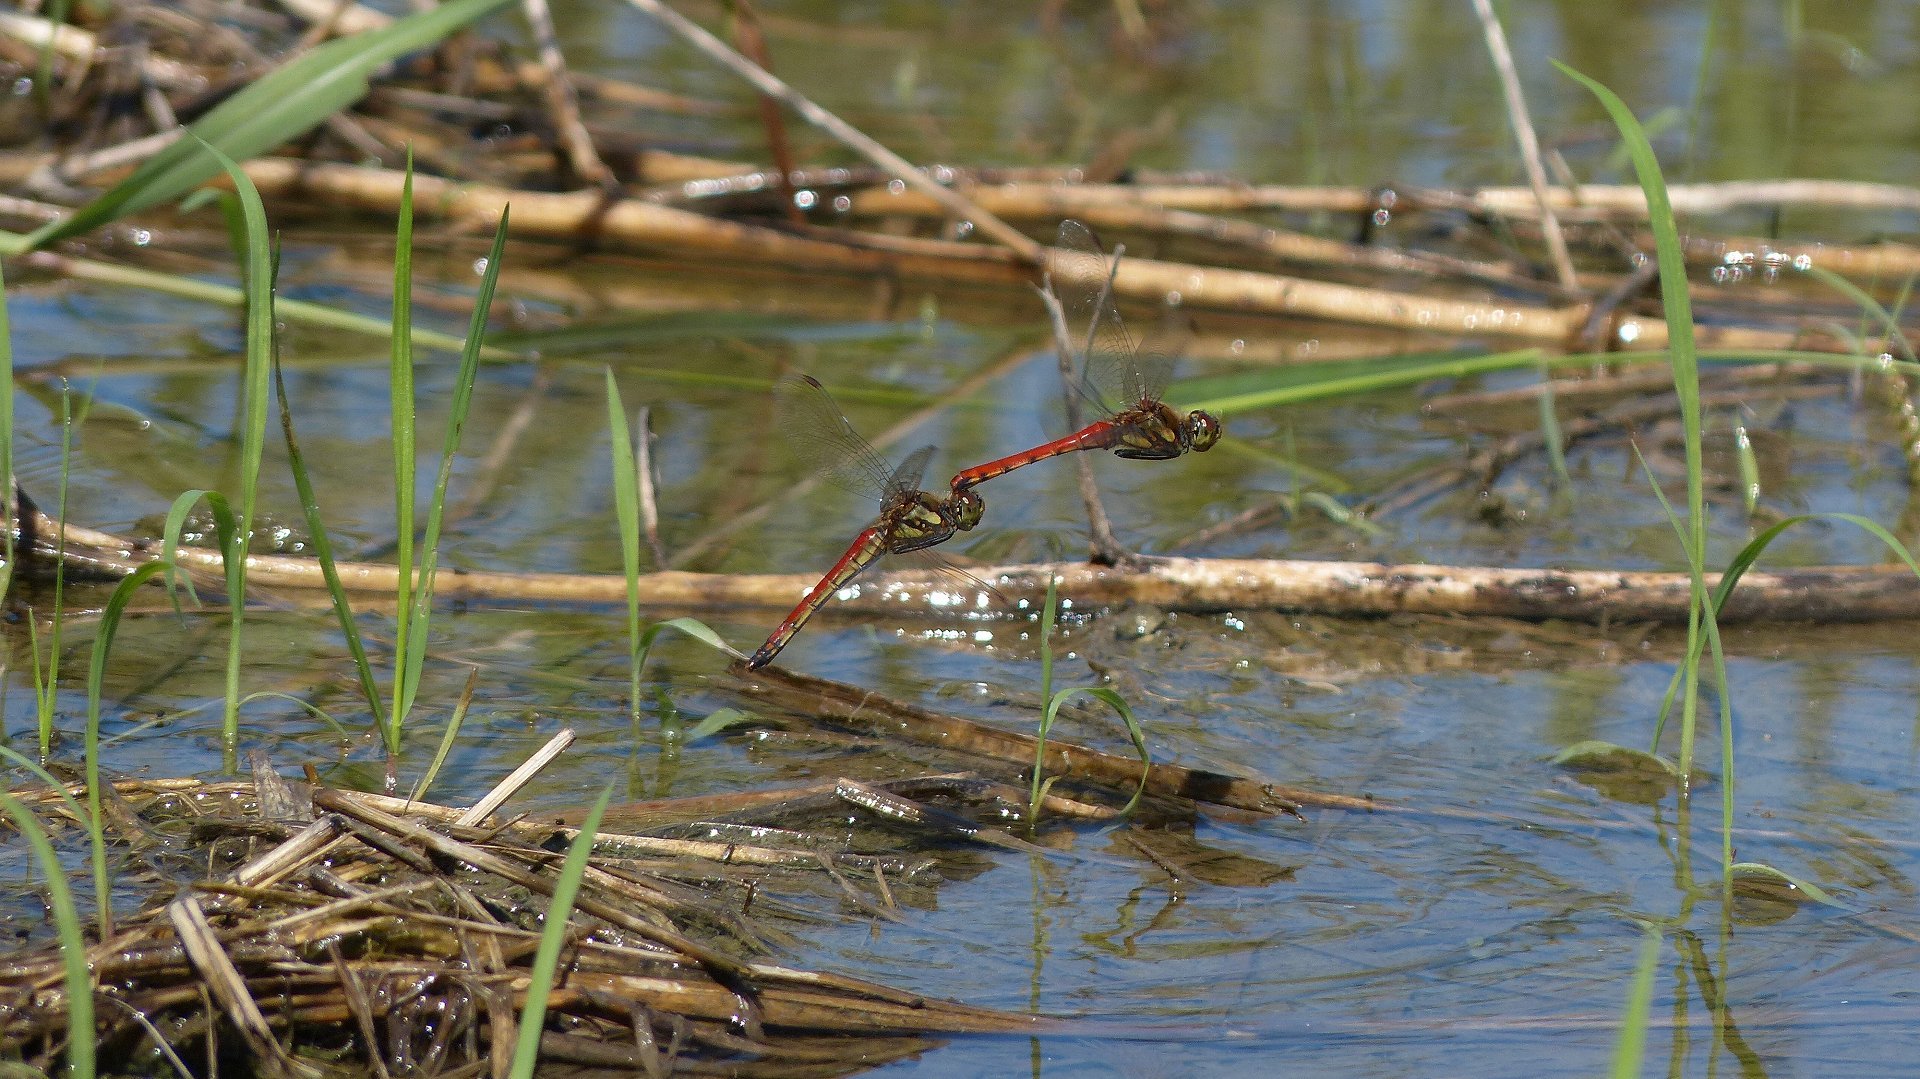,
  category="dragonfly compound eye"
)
[1186,410,1223,452]
[952,489,986,531]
